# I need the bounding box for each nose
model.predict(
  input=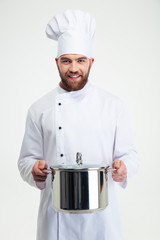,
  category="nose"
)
[69,62,78,73]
